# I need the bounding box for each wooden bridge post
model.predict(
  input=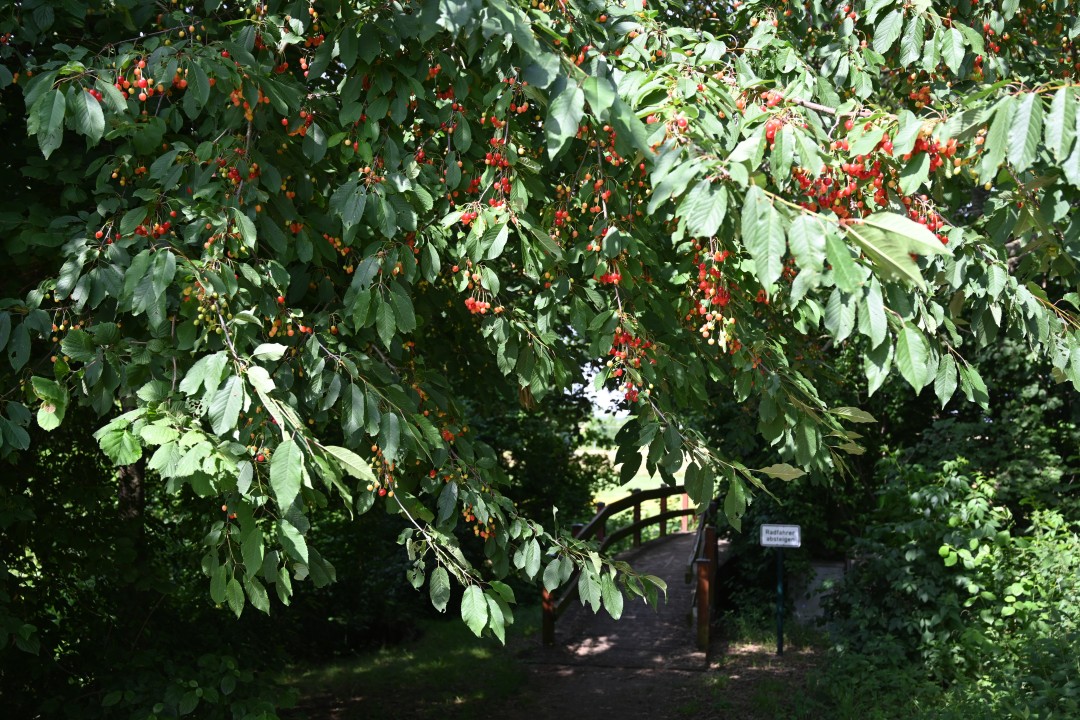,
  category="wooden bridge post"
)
[542,588,555,645]
[631,489,641,547]
[595,502,606,542]
[659,496,668,537]
[681,493,689,532]
[695,558,711,650]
